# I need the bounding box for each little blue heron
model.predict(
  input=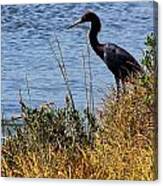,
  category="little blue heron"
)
[67,11,142,96]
